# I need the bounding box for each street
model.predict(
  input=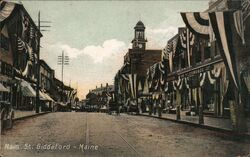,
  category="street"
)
[0,113,250,157]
